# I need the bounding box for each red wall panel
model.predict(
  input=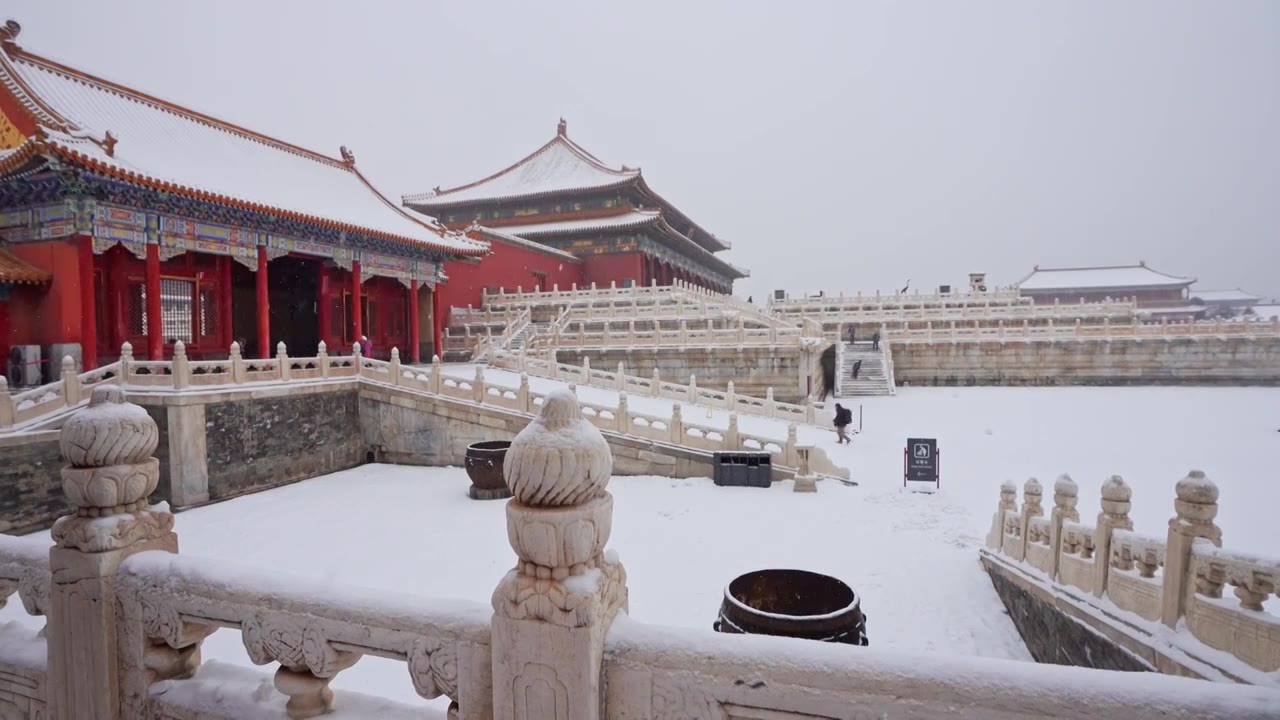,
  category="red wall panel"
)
[440,240,582,311]
[582,252,643,289]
